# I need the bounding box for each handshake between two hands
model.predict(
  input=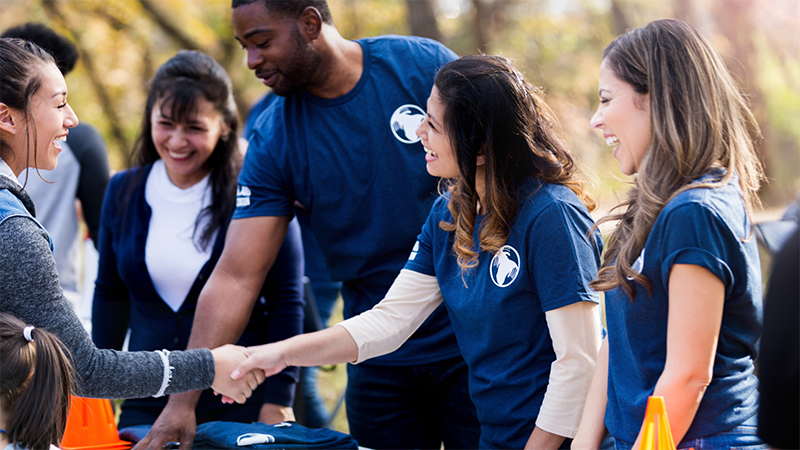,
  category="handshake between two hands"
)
[209,343,285,404]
